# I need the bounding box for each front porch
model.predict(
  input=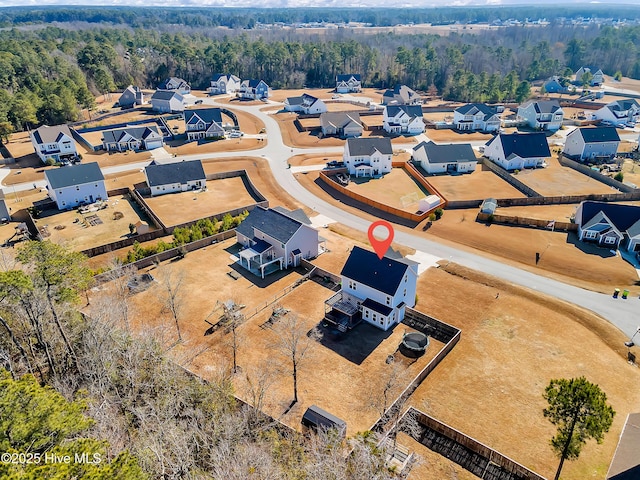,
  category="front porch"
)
[324,290,362,332]
[238,239,284,279]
